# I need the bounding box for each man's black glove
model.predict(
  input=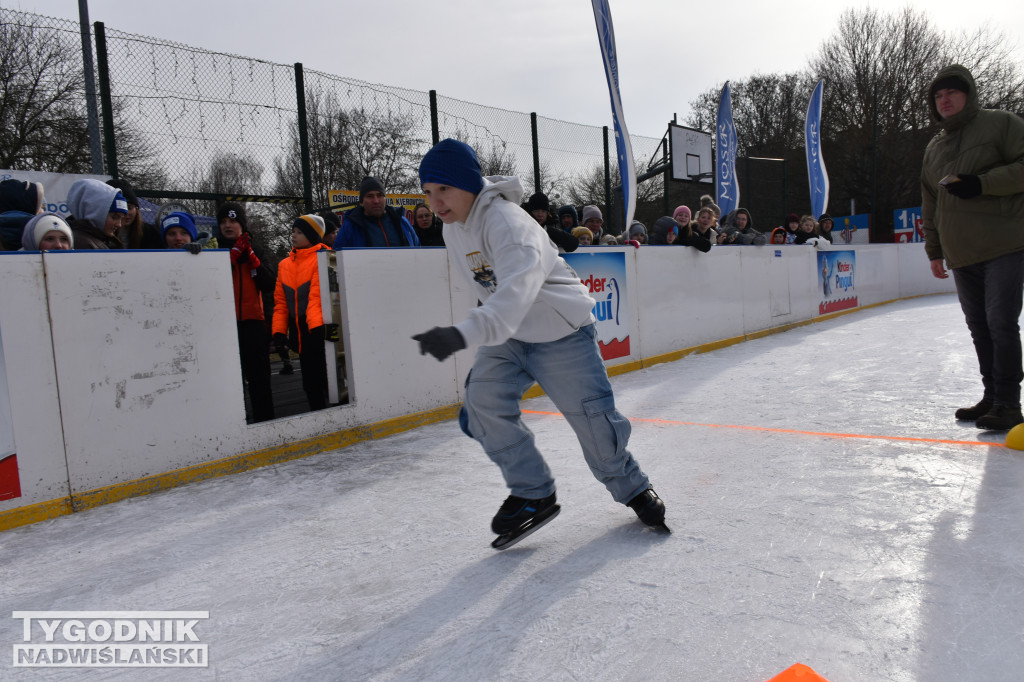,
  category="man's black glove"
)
[412,326,466,361]
[185,242,203,254]
[324,323,339,343]
[945,174,982,199]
